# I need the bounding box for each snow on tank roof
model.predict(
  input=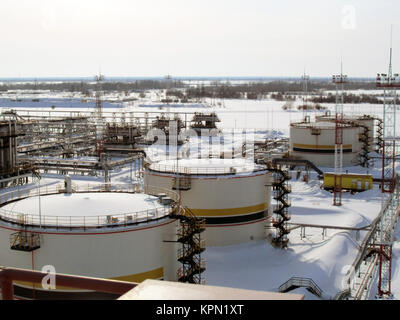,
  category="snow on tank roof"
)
[149,158,266,175]
[0,192,169,227]
[291,121,352,129]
